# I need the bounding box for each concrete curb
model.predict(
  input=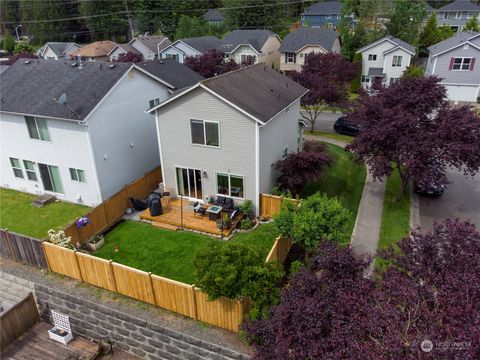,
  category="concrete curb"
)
[409,187,420,230]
